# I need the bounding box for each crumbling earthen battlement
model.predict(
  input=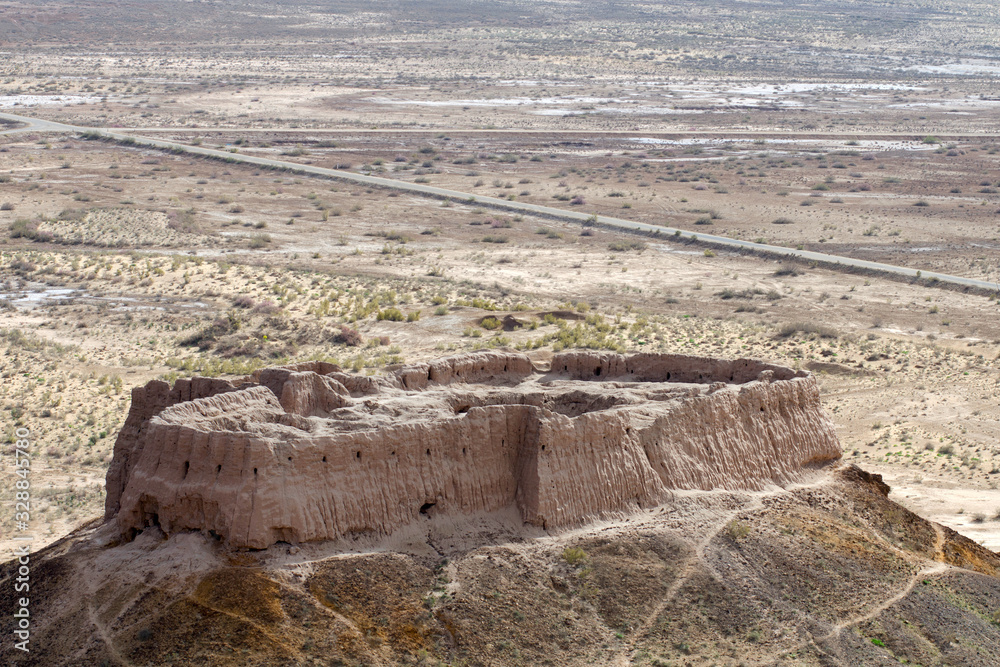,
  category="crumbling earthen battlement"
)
[105,351,842,549]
